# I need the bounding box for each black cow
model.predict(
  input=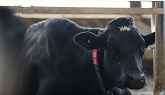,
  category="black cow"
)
[0,6,134,95]
[14,17,155,95]
[0,6,133,95]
